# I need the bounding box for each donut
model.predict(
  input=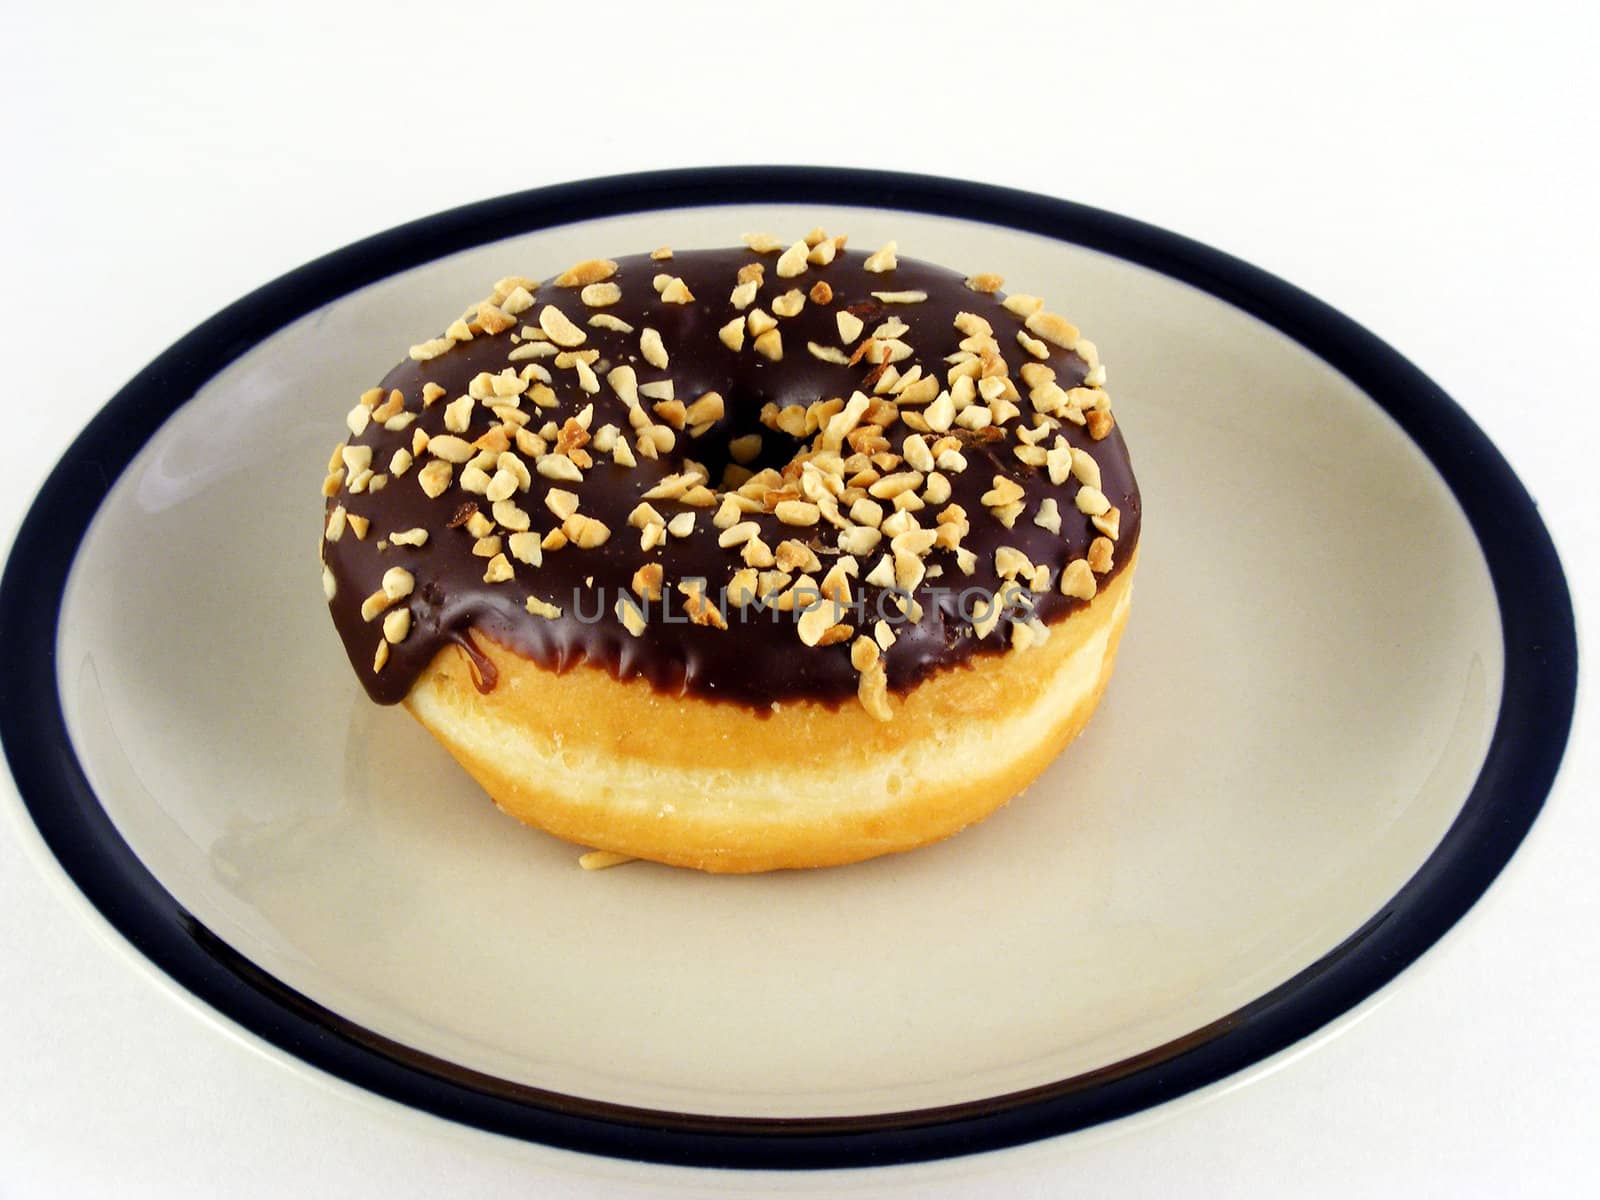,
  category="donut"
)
[319,229,1141,872]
